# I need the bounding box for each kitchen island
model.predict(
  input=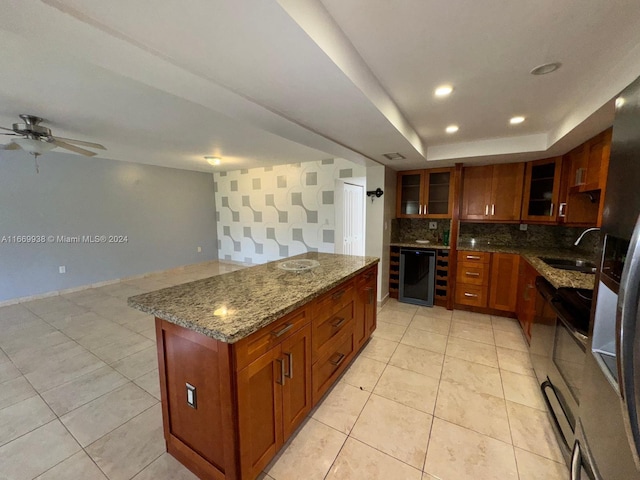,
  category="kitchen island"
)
[128,253,379,480]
